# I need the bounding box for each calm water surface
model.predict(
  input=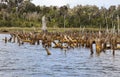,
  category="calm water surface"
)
[0,34,120,77]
